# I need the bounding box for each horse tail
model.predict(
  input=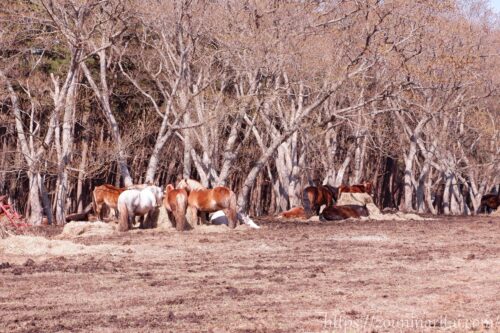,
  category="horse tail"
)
[302,187,316,218]
[174,191,187,231]
[227,191,238,229]
[117,200,129,232]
